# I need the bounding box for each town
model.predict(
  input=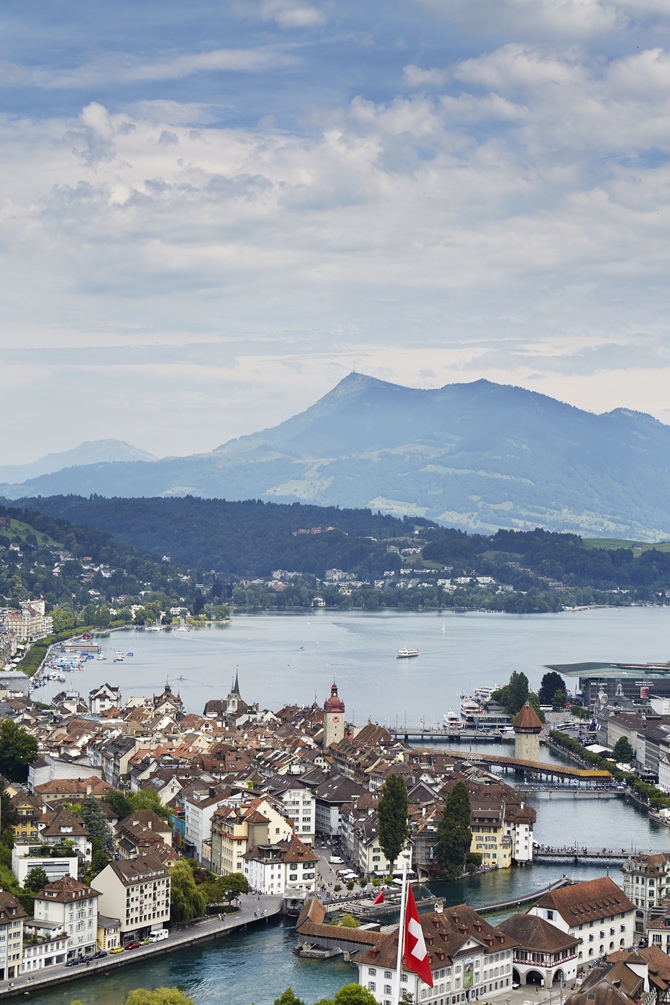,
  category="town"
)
[0,621,664,1005]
